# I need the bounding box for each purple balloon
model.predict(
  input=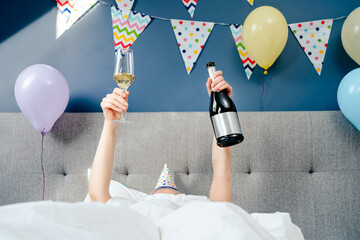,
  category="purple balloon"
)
[14,64,69,134]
